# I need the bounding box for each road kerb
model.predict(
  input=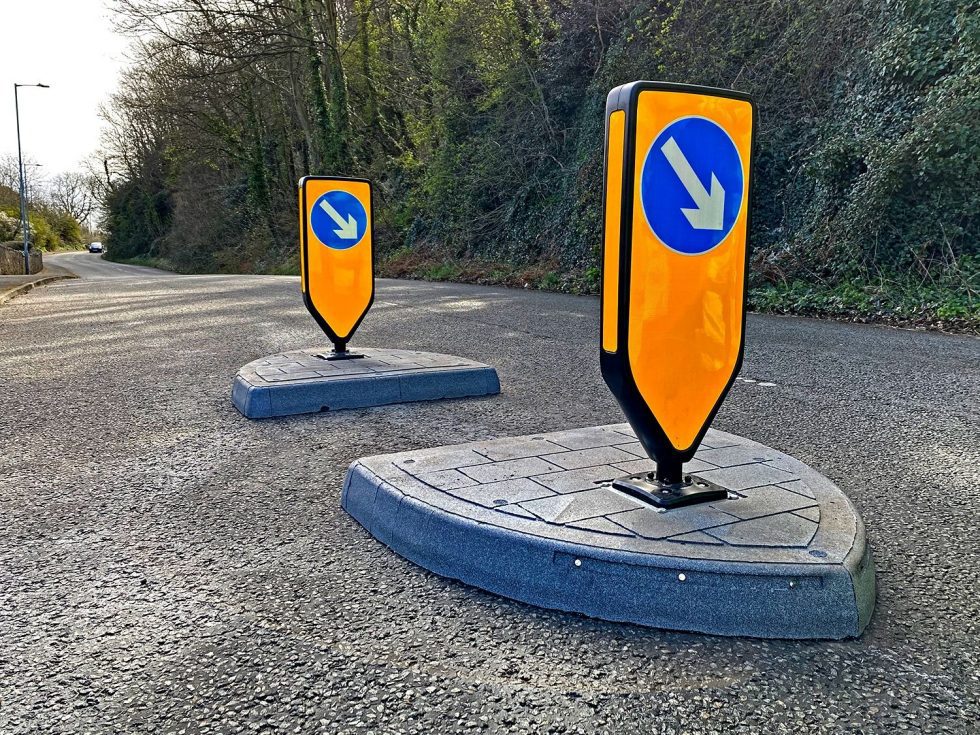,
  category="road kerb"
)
[0,270,77,305]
